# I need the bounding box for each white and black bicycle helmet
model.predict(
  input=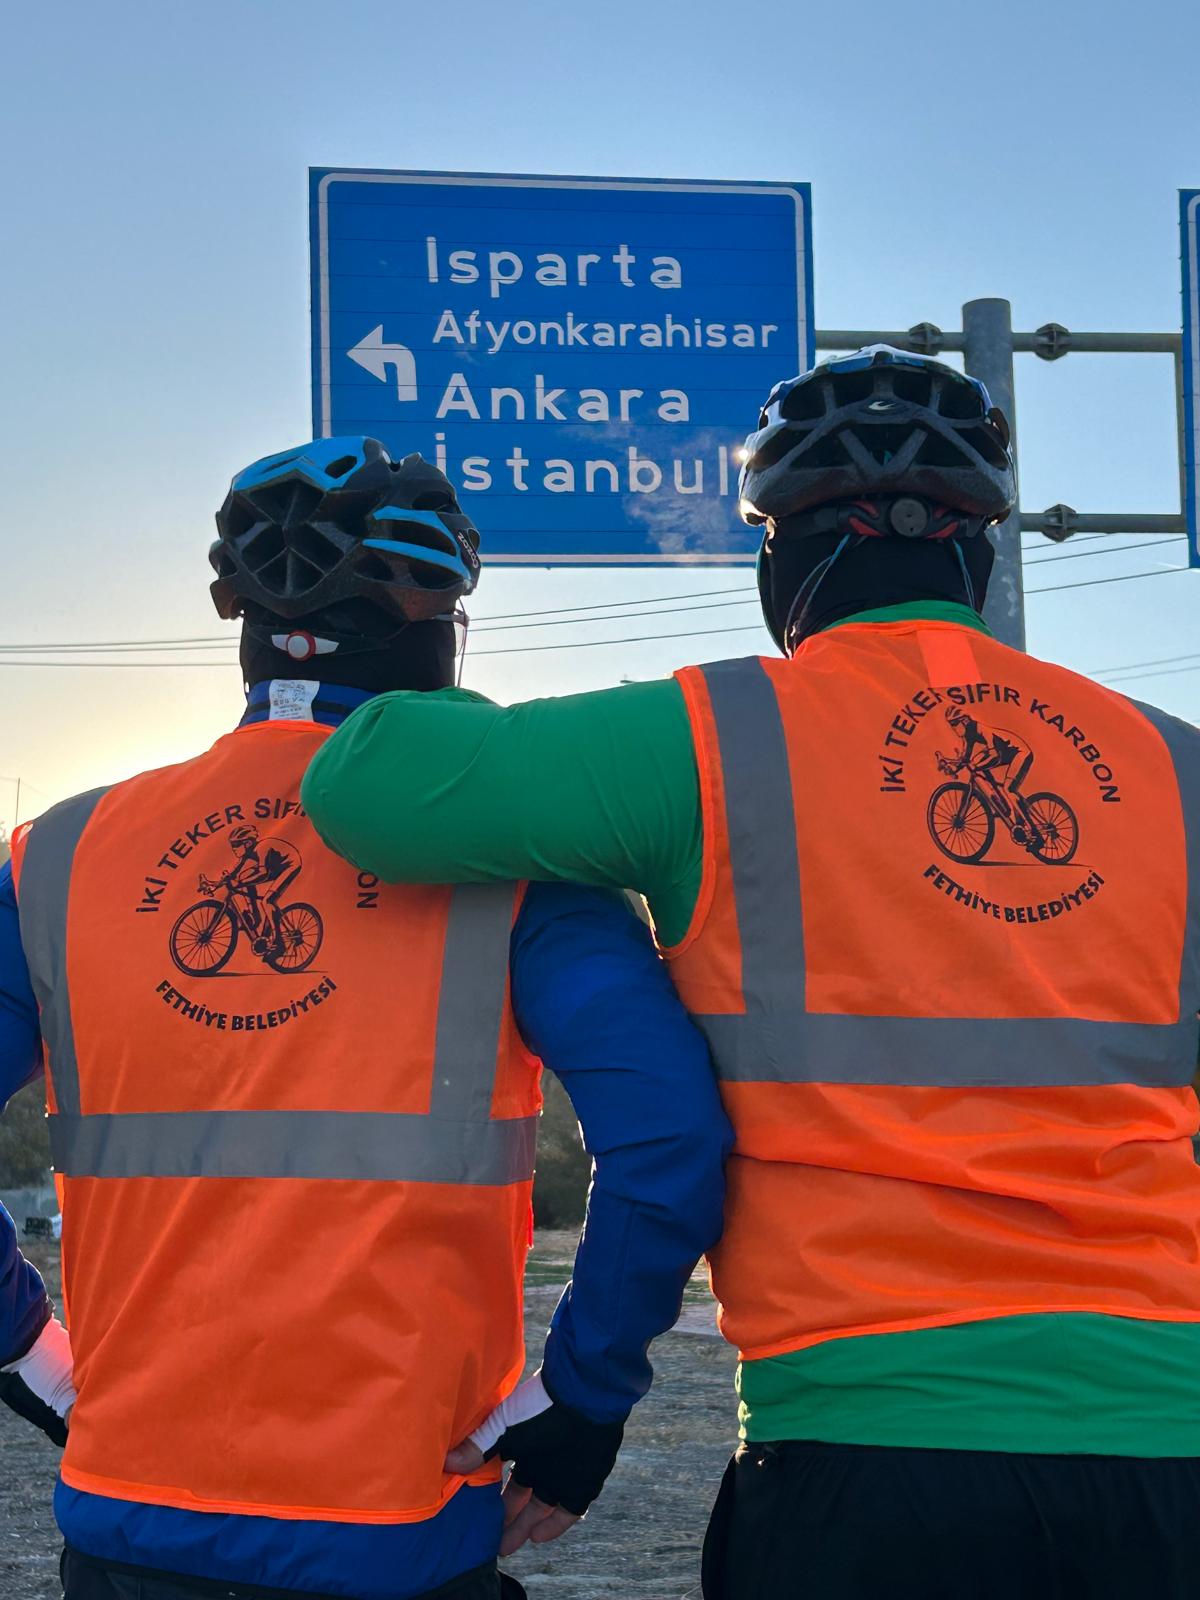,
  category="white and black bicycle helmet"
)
[738,345,1016,527]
